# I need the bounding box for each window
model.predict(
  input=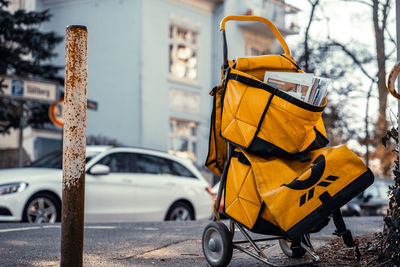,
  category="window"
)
[169,24,198,81]
[244,32,274,56]
[248,46,271,56]
[135,154,162,174]
[97,153,136,173]
[171,161,196,178]
[169,89,200,114]
[169,119,197,161]
[135,153,196,178]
